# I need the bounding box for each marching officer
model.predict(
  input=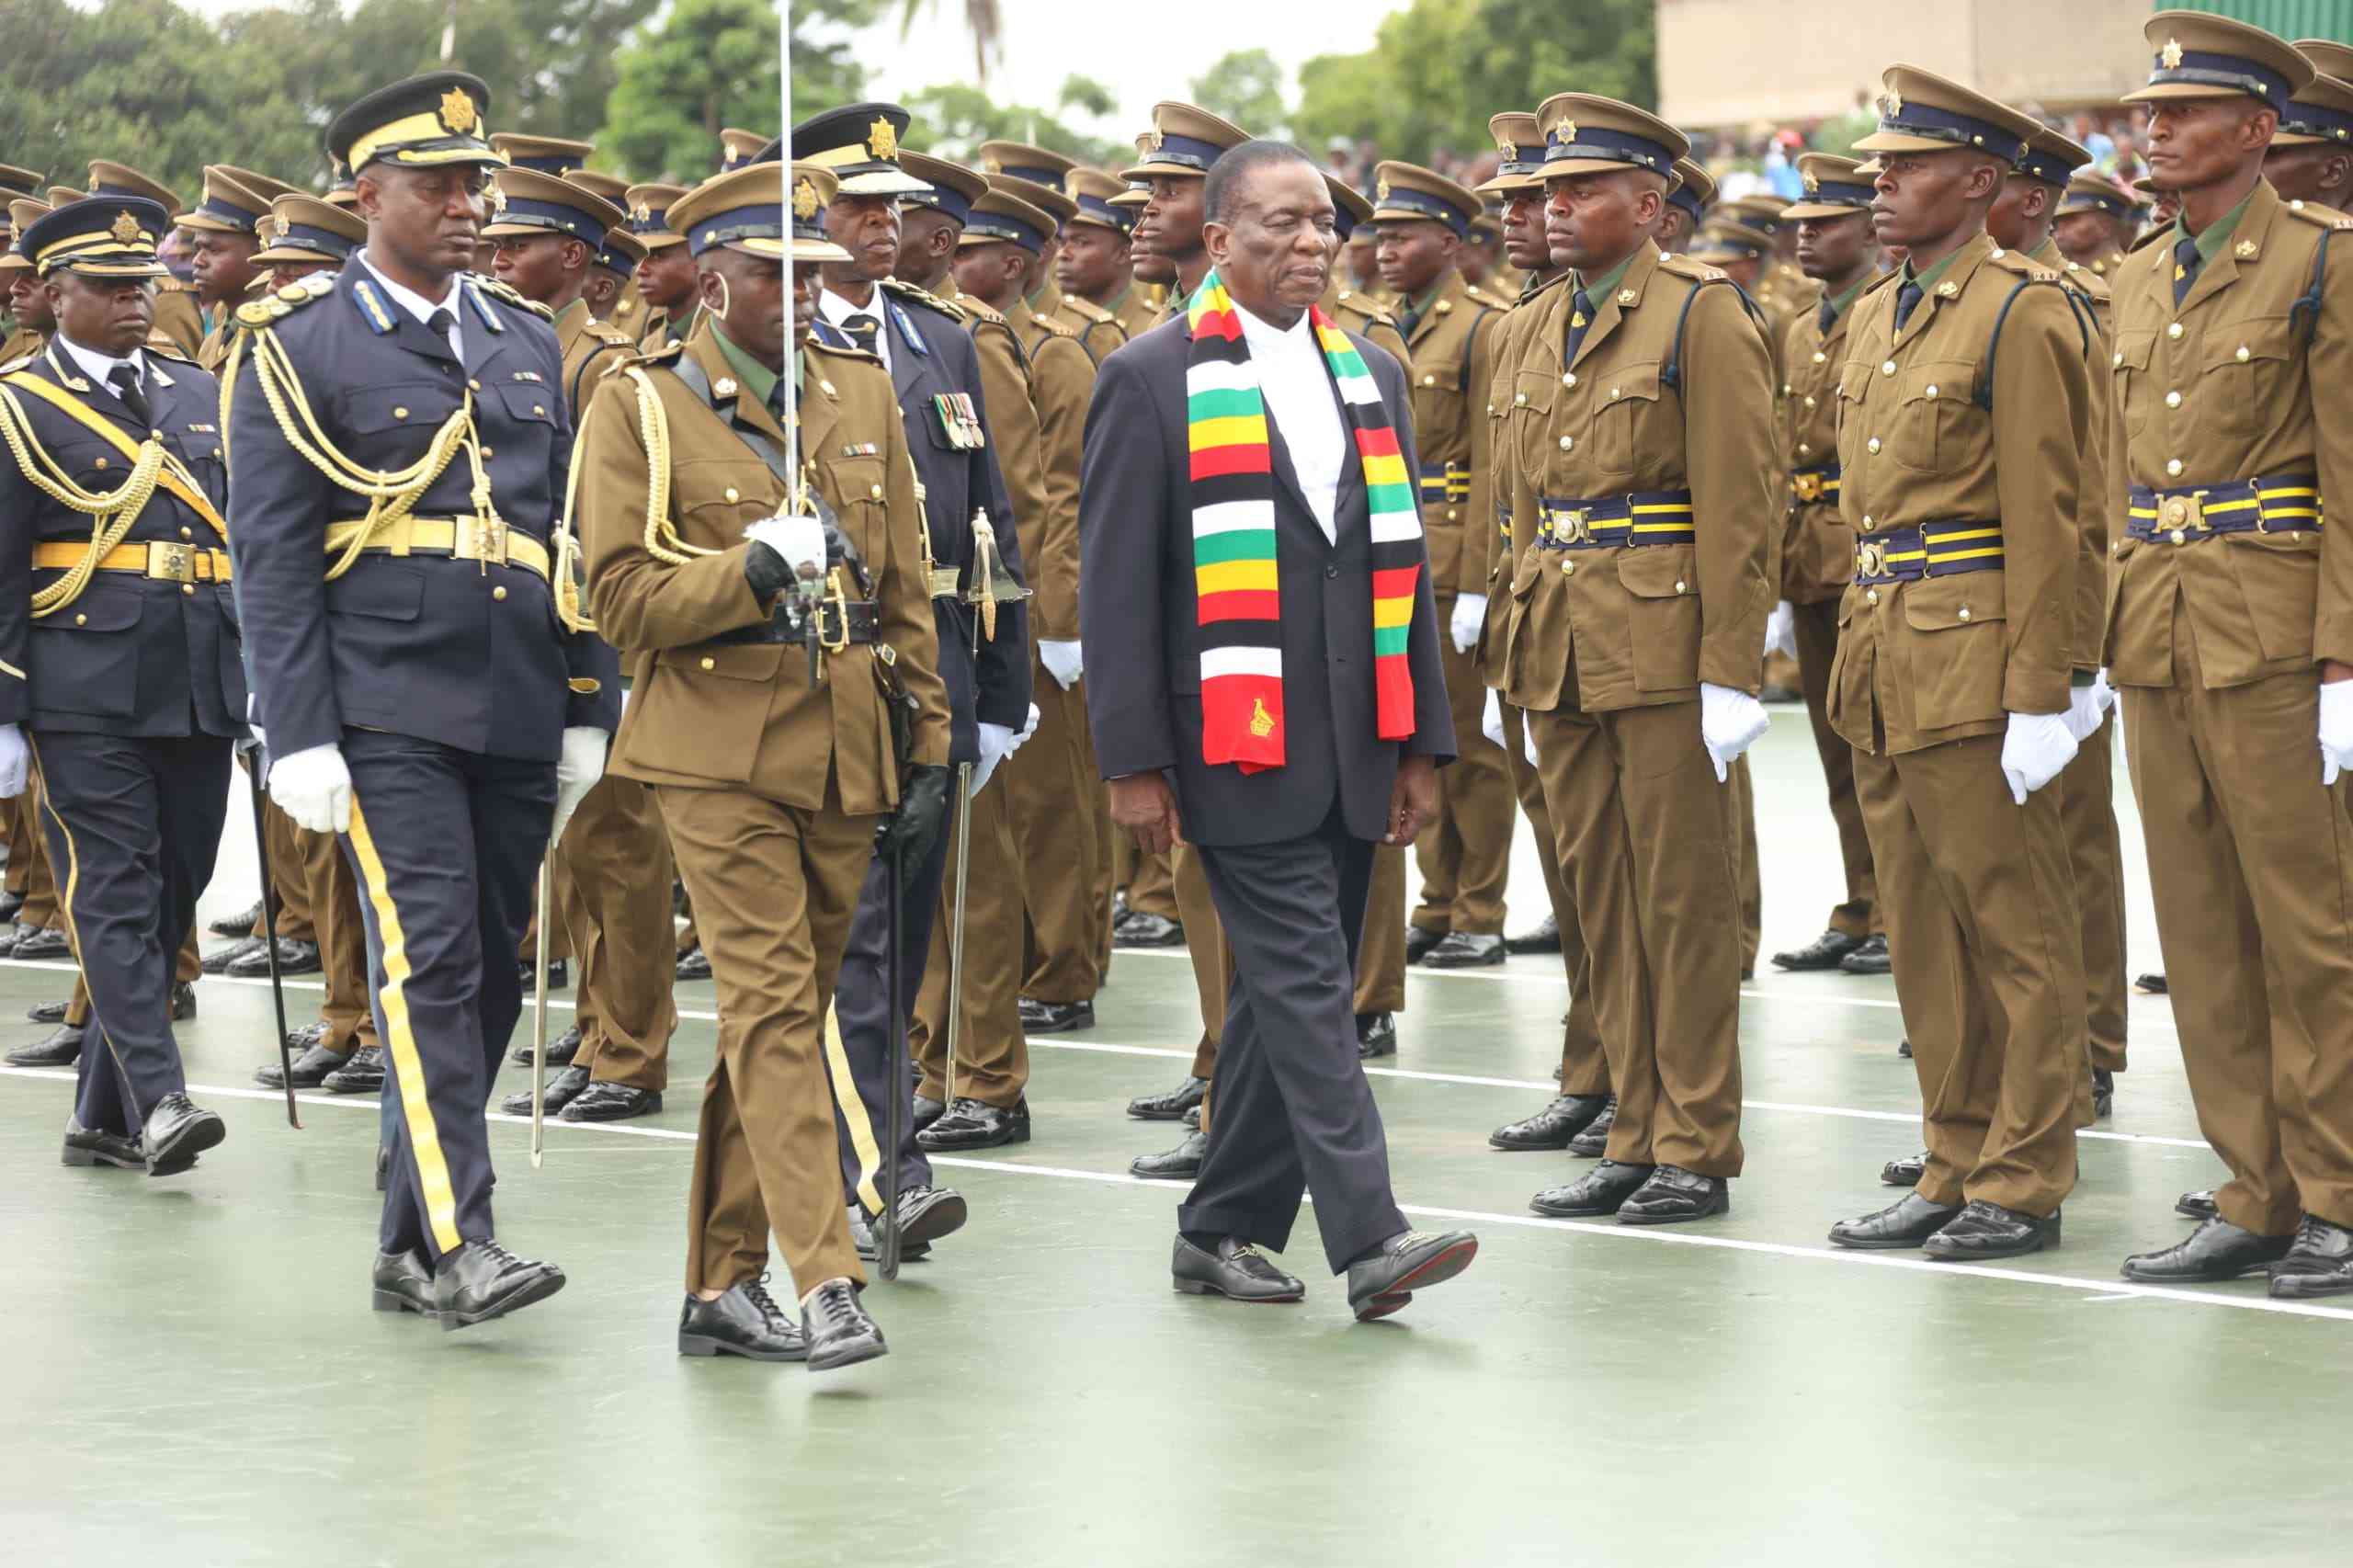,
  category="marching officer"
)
[225,73,618,1328]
